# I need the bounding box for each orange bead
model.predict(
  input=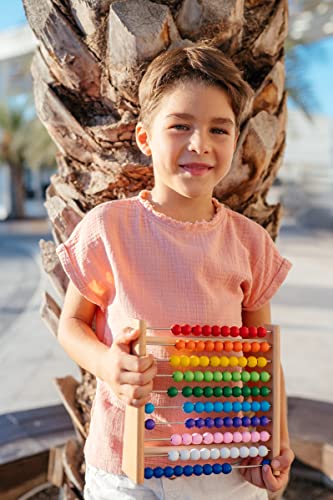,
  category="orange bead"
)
[251,342,261,353]
[186,340,196,351]
[205,341,215,352]
[242,342,251,353]
[261,342,270,353]
[224,341,233,352]
[233,341,243,352]
[214,341,224,352]
[175,340,186,350]
[196,341,205,352]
